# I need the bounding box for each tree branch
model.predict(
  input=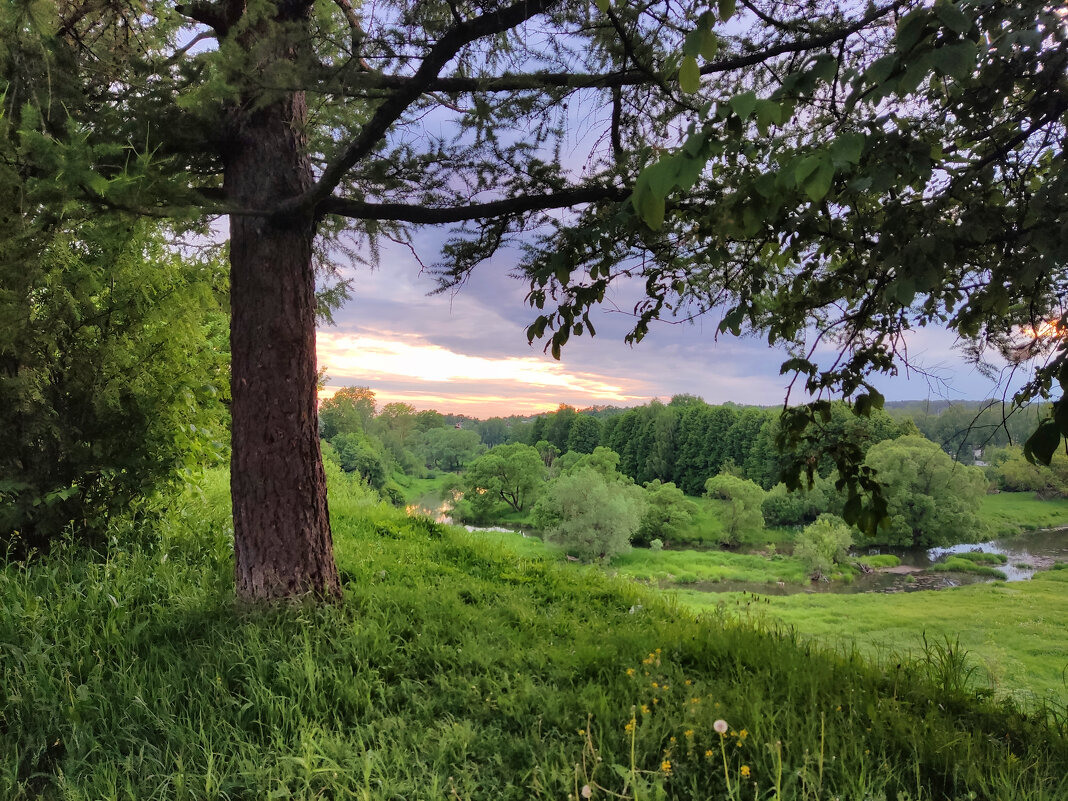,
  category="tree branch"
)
[274,0,563,221]
[318,185,630,223]
[308,0,906,96]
